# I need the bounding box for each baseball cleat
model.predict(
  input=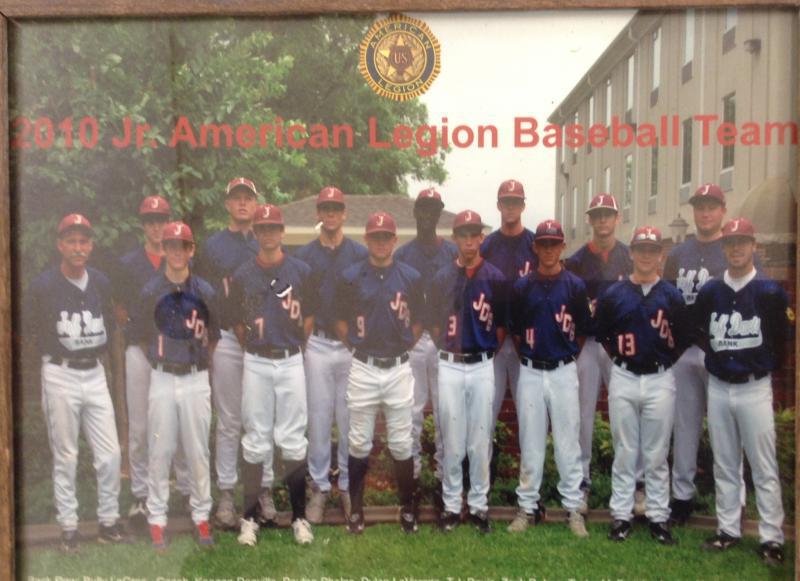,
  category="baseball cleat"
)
[149,524,167,553]
[127,498,149,532]
[214,489,239,530]
[237,518,260,546]
[194,520,214,547]
[633,485,647,518]
[60,529,79,555]
[400,509,419,534]
[568,511,589,538]
[347,512,365,535]
[468,511,491,534]
[98,522,130,545]
[701,531,740,552]
[306,488,329,525]
[607,519,632,542]
[340,490,352,519]
[668,498,693,527]
[507,509,532,533]
[756,541,784,567]
[258,488,278,526]
[533,504,547,524]
[292,518,315,545]
[439,511,460,533]
[649,521,676,545]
